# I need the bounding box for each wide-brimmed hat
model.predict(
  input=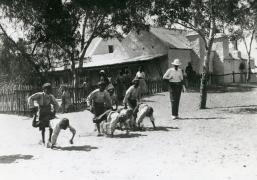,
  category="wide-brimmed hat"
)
[42,83,51,89]
[171,59,182,66]
[99,69,105,74]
